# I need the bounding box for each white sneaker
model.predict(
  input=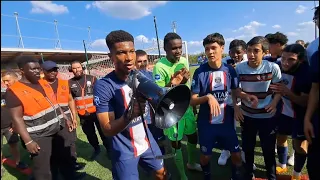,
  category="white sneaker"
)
[241,151,257,171]
[187,163,202,172]
[218,150,230,165]
[253,163,257,171]
[241,151,246,163]
[287,153,295,166]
